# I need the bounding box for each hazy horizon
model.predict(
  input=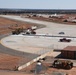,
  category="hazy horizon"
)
[0,0,76,9]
